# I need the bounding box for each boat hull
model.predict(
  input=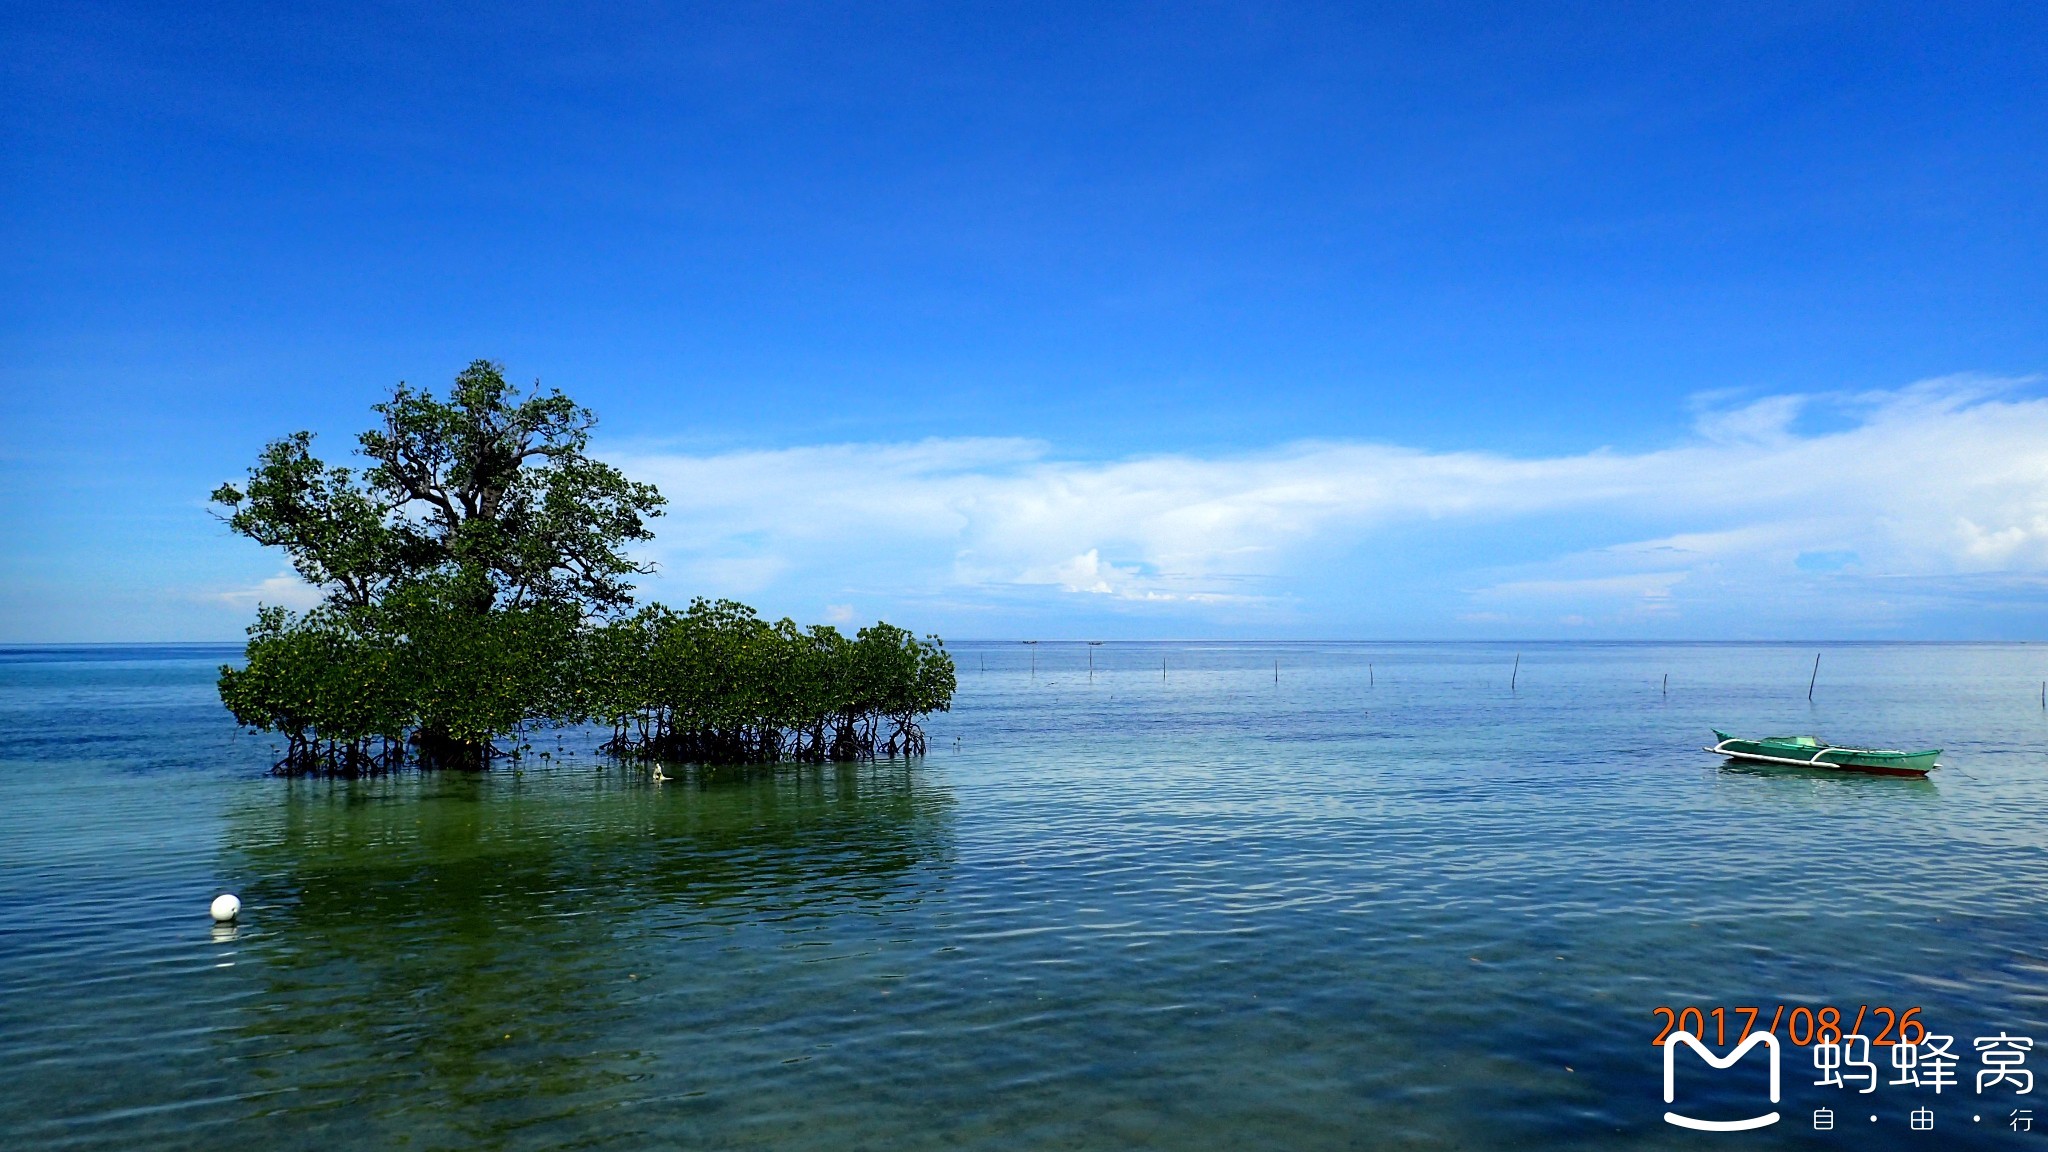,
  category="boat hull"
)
[1707,732,1940,776]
